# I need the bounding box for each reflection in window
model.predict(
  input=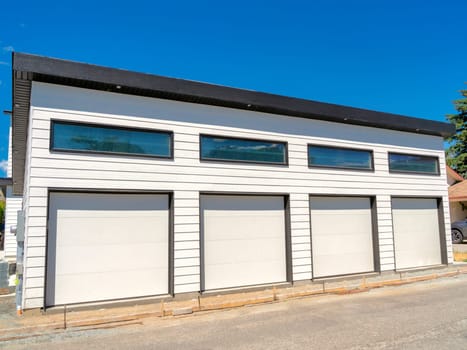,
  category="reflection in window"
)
[200,135,287,165]
[51,121,172,158]
[389,153,439,175]
[308,145,373,170]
